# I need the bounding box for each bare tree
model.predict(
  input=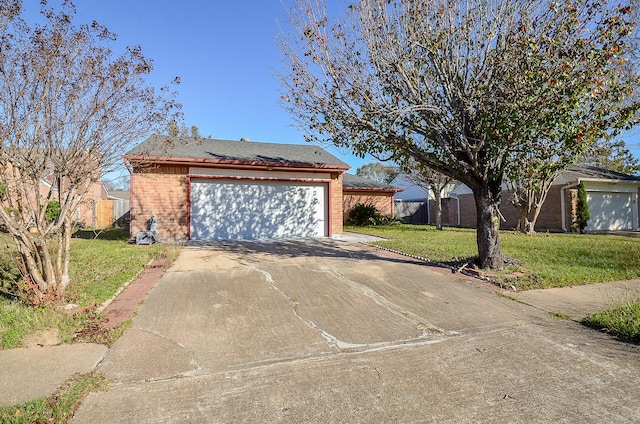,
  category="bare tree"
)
[277,0,639,269]
[505,135,578,235]
[404,162,452,231]
[0,1,180,304]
